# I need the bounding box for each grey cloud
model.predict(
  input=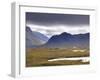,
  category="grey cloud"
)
[26,12,89,27]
